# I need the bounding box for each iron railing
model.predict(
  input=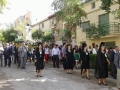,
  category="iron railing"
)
[86,22,120,38]
[106,22,120,35]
